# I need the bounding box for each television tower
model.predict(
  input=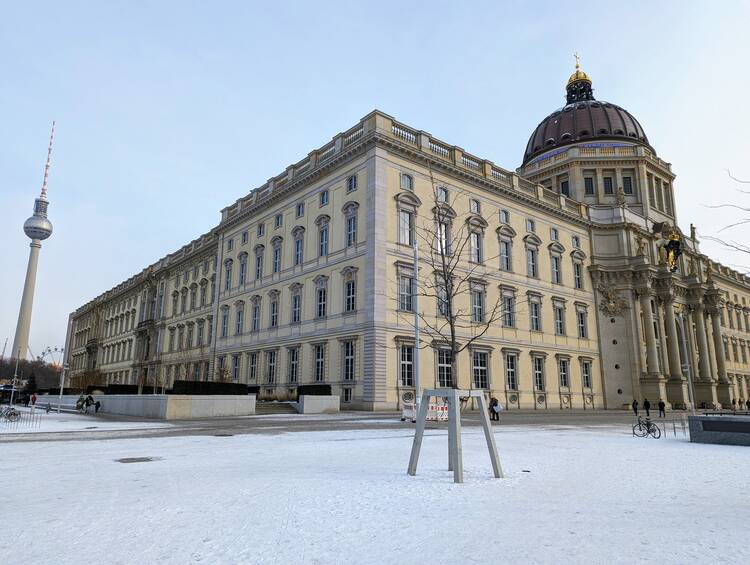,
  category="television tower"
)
[11,122,56,361]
